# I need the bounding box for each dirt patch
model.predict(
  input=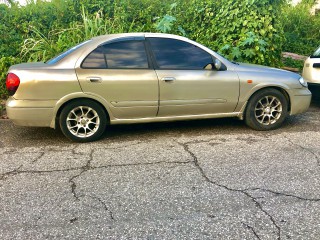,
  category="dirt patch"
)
[0,99,8,119]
